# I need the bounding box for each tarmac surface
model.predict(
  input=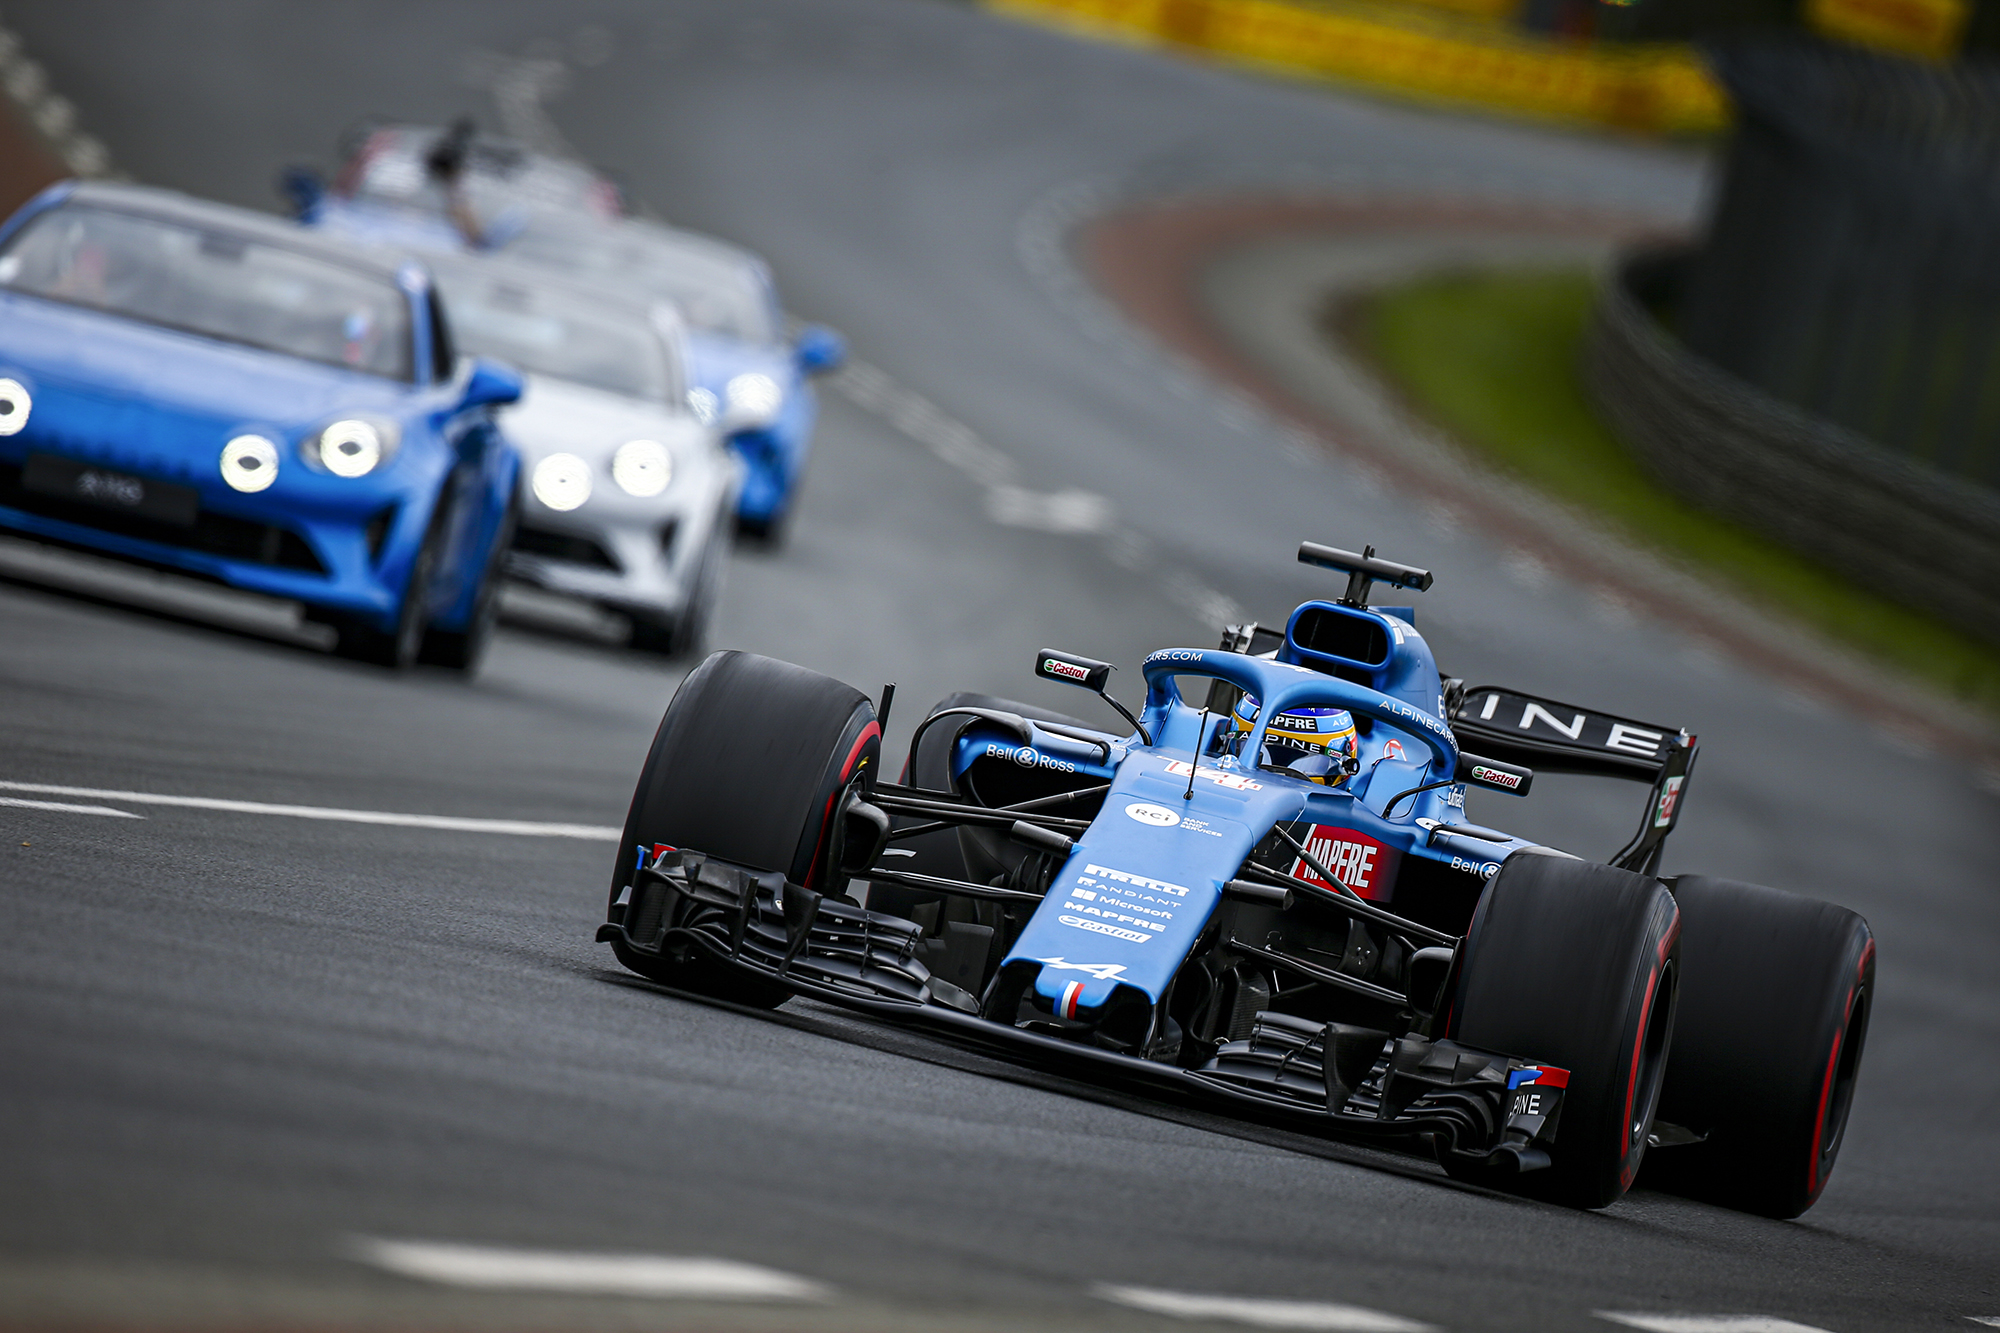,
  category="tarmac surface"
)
[0,2,1995,1330]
